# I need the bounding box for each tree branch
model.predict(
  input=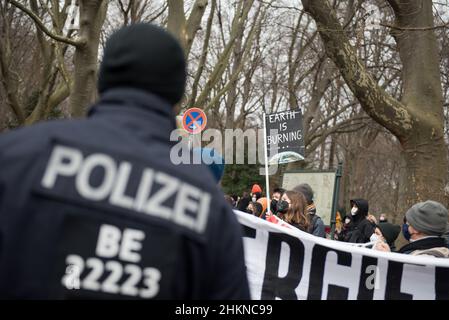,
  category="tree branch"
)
[7,0,84,47]
[380,21,449,31]
[185,0,209,56]
[301,0,413,140]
